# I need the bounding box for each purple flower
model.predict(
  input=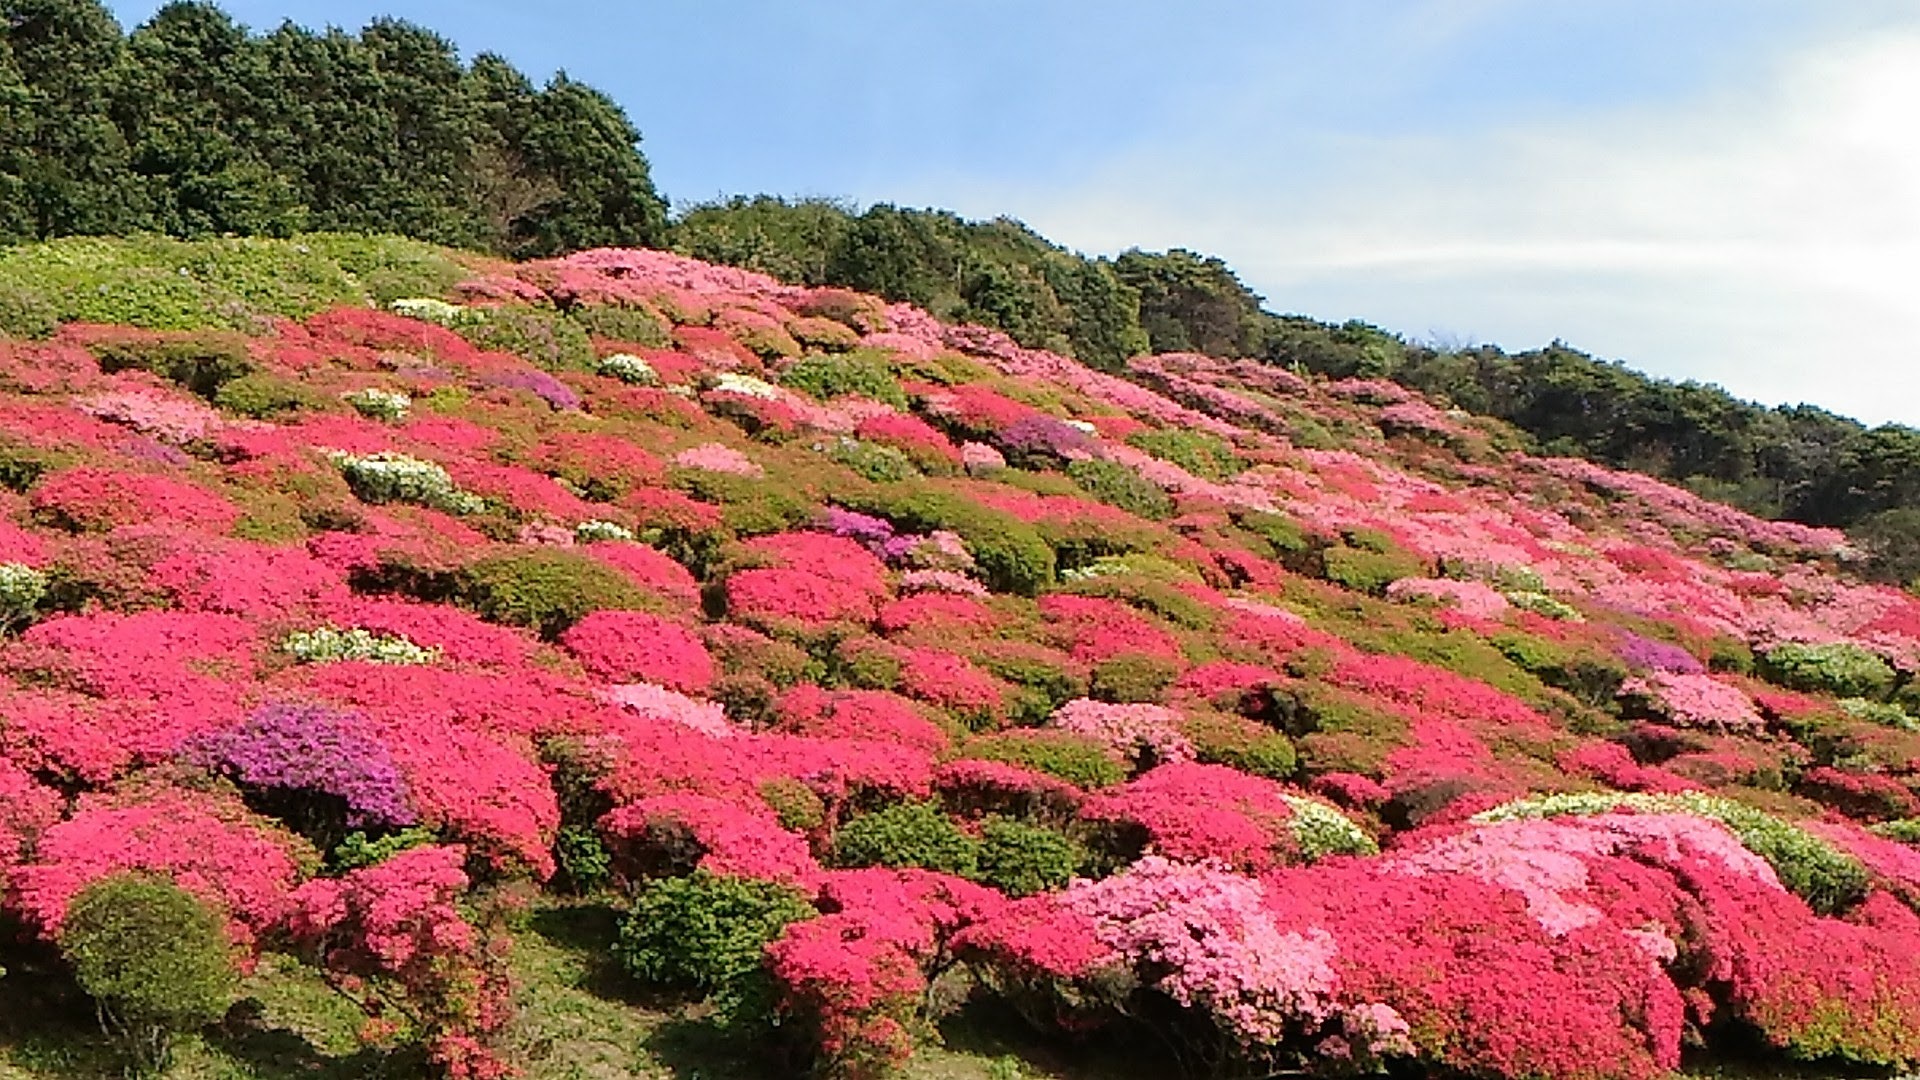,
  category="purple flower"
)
[818,507,895,547]
[997,415,1094,460]
[483,368,582,411]
[1617,632,1706,675]
[190,703,415,827]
